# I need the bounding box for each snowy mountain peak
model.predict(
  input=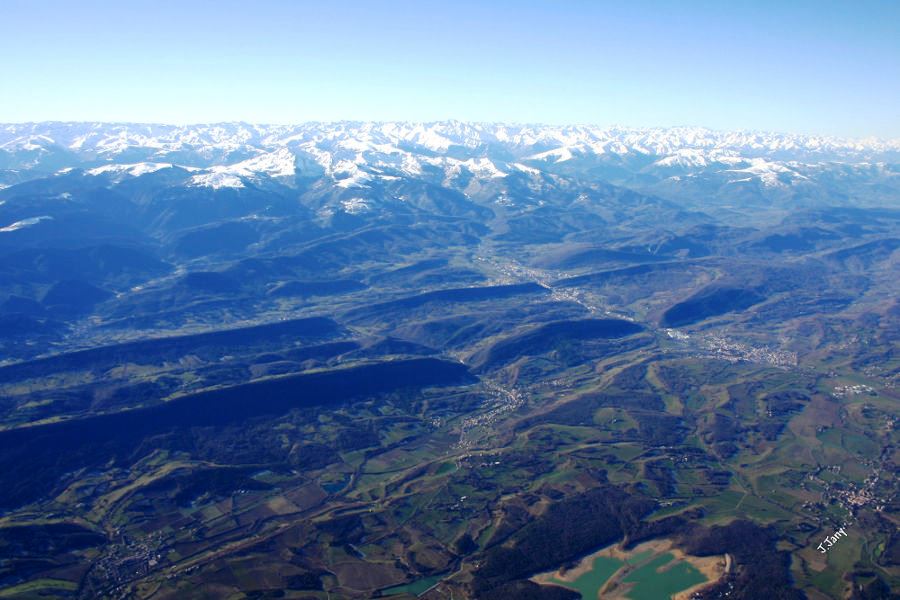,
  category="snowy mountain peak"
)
[1,122,897,162]
[1,122,898,205]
